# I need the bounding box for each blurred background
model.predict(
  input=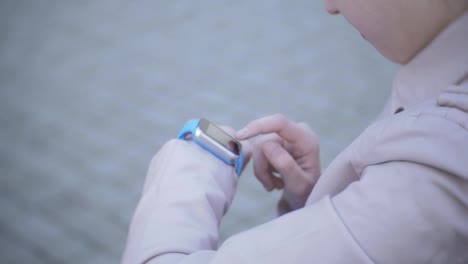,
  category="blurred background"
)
[0,1,397,263]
